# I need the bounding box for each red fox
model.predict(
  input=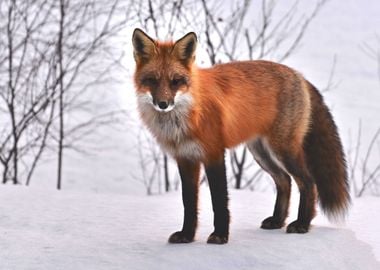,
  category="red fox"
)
[132,28,350,244]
